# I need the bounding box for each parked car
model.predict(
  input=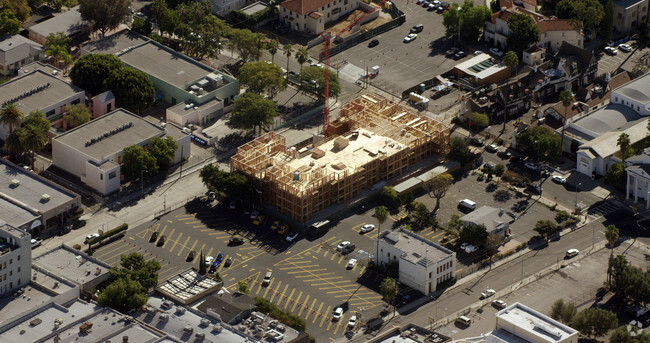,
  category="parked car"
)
[489,47,503,56]
[277,225,289,235]
[271,220,281,230]
[186,250,196,262]
[618,43,632,52]
[149,231,160,243]
[157,235,167,246]
[552,175,566,184]
[497,150,512,159]
[360,224,375,233]
[485,162,495,171]
[465,245,478,253]
[224,257,233,267]
[286,232,298,242]
[207,192,216,201]
[566,249,579,258]
[474,50,484,55]
[228,237,244,246]
[85,233,100,243]
[215,252,225,264]
[493,299,507,309]
[460,242,470,250]
[454,51,466,59]
[524,162,538,170]
[404,33,418,43]
[410,25,423,33]
[336,241,351,251]
[527,183,543,195]
[253,215,265,225]
[205,256,214,264]
[485,144,498,153]
[31,239,42,248]
[333,307,344,321]
[347,259,358,269]
[481,288,496,298]
[348,315,357,329]
[262,271,272,286]
[446,47,459,56]
[250,210,259,219]
[604,46,618,55]
[469,136,484,146]
[368,39,379,47]
[72,219,86,229]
